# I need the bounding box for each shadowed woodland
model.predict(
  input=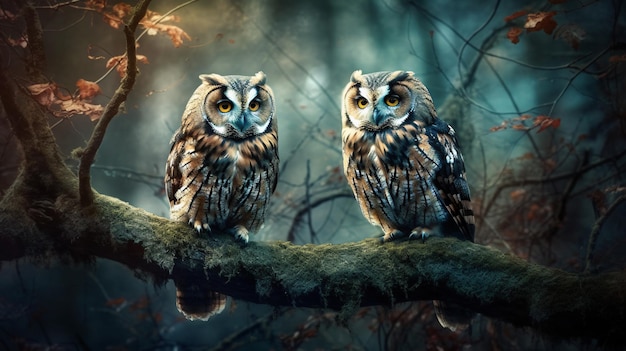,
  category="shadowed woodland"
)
[1,0,626,350]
